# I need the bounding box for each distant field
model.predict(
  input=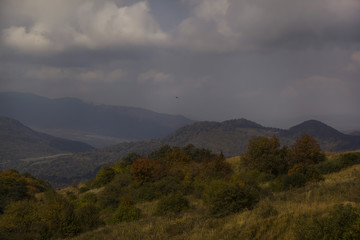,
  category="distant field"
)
[33,128,132,148]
